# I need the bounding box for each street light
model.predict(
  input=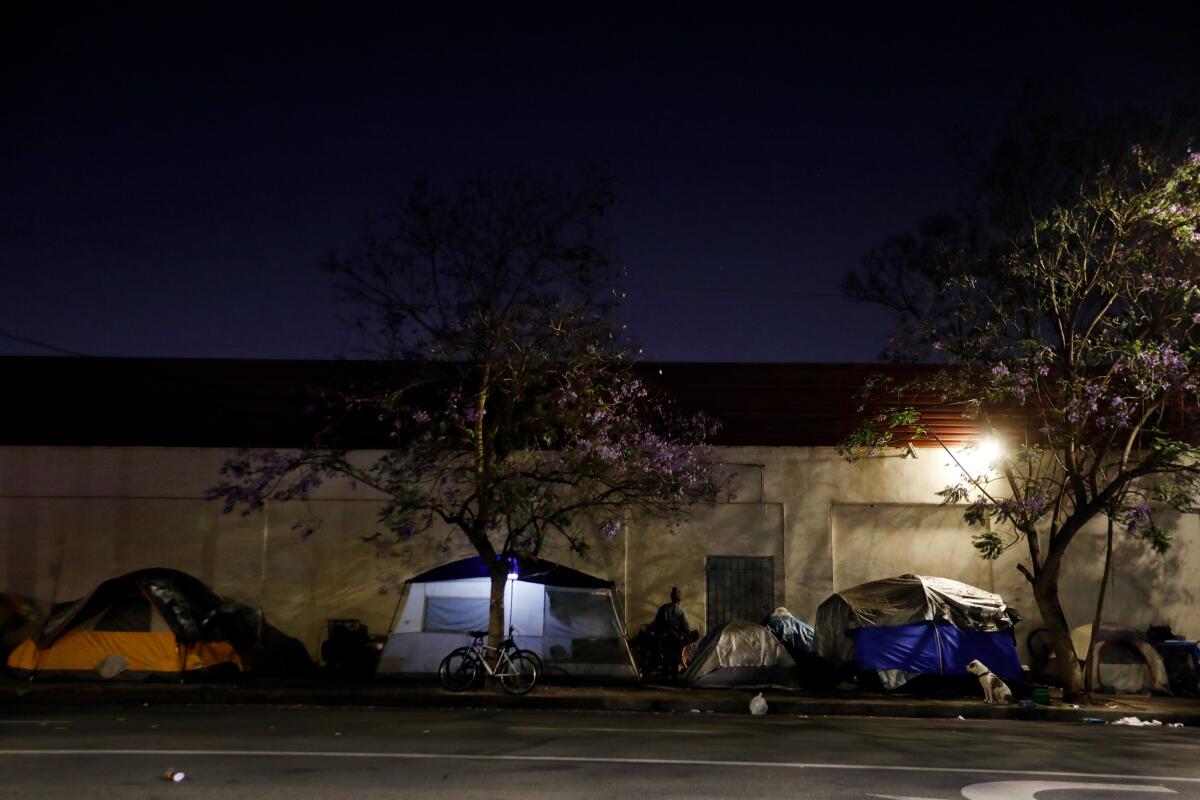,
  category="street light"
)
[956,436,1005,478]
[977,436,1004,466]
